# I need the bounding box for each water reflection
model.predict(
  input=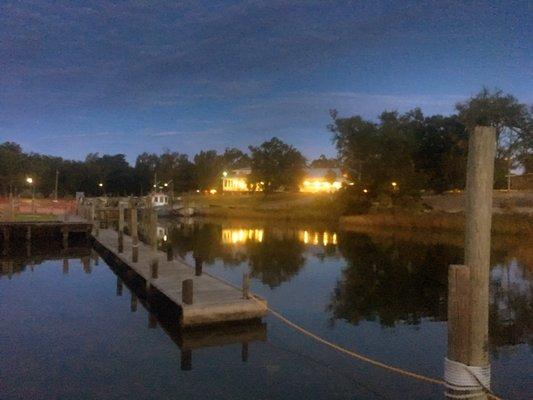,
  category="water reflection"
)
[165,219,531,354]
